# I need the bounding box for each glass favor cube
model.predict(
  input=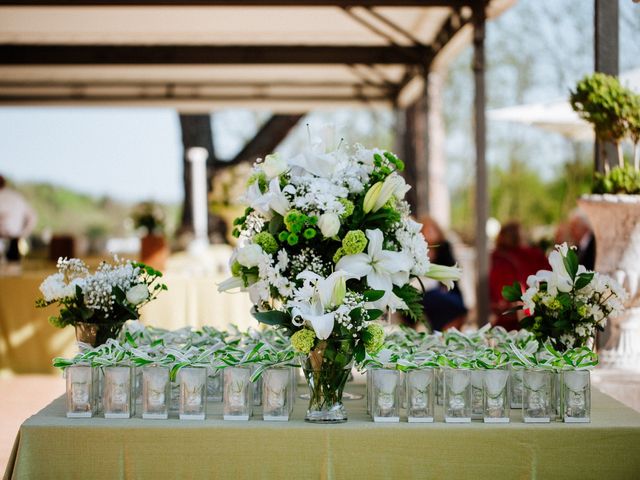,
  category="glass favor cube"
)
[206,367,223,402]
[103,366,133,419]
[444,368,471,423]
[470,370,484,420]
[223,367,252,420]
[510,366,524,409]
[406,368,435,423]
[262,367,291,421]
[179,367,207,420]
[372,369,400,422]
[65,365,98,418]
[563,370,590,423]
[142,365,170,420]
[483,368,510,423]
[522,369,552,423]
